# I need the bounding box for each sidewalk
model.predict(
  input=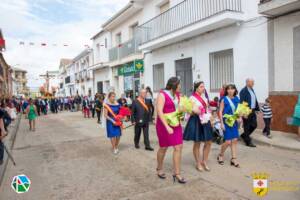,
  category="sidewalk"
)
[0,114,21,186]
[252,129,300,152]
